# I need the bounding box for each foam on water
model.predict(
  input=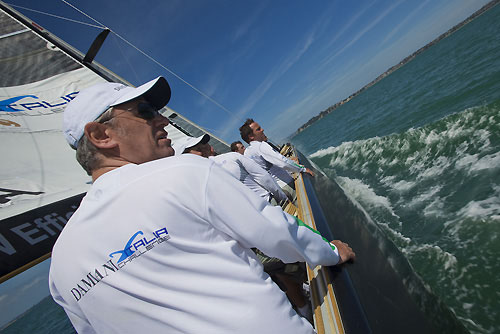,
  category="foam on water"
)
[405,185,443,209]
[294,8,500,329]
[459,151,500,174]
[308,103,500,334]
[385,179,416,193]
[454,185,500,221]
[336,176,398,217]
